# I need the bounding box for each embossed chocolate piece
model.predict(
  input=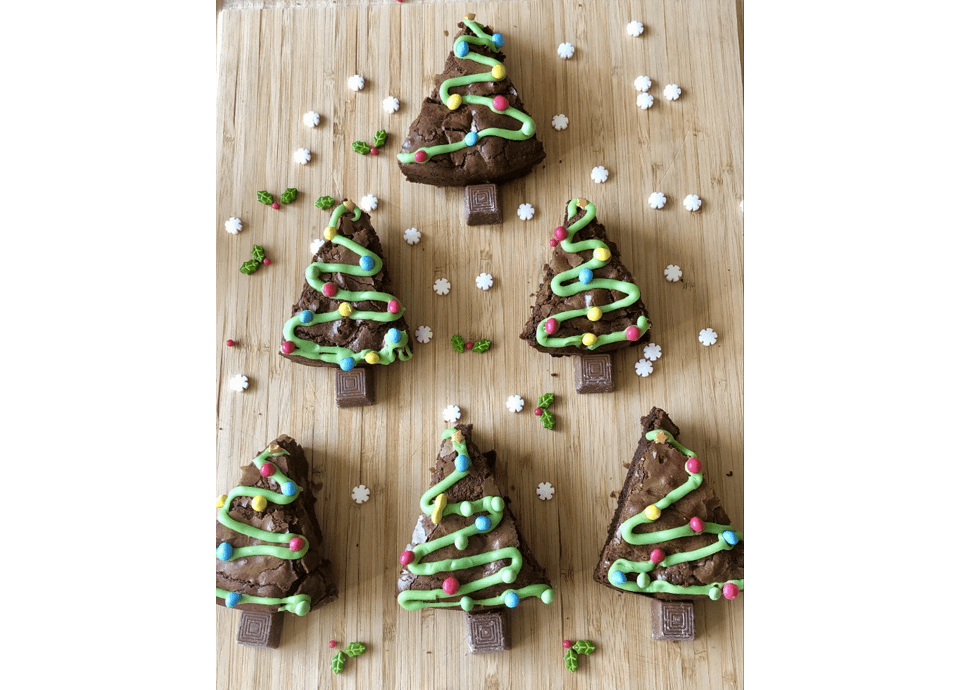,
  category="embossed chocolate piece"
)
[465,184,502,225]
[574,354,613,394]
[651,599,695,641]
[335,367,375,407]
[466,611,509,654]
[237,611,284,648]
